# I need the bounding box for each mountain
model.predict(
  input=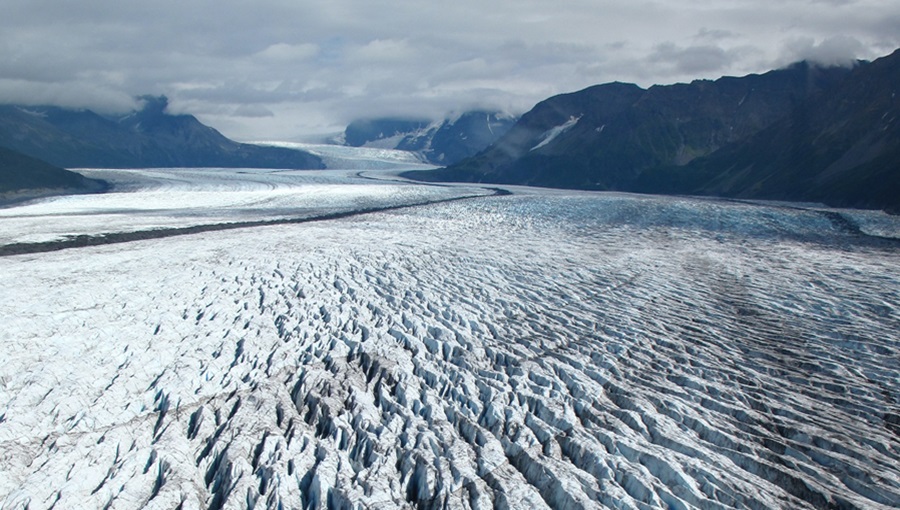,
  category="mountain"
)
[341,111,518,165]
[409,63,851,188]
[0,96,324,169]
[0,146,107,203]
[343,117,432,148]
[636,49,900,212]
[403,55,900,211]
